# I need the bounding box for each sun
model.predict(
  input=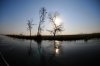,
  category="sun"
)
[55,17,62,26]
